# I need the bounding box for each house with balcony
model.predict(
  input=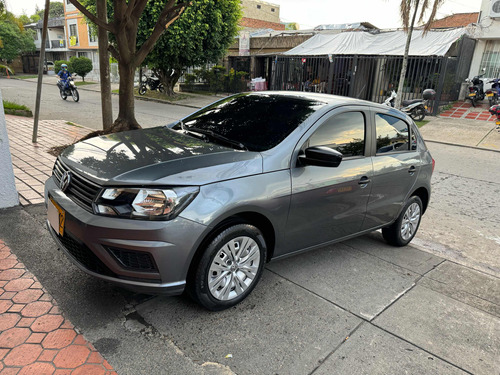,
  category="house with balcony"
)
[23,17,70,73]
